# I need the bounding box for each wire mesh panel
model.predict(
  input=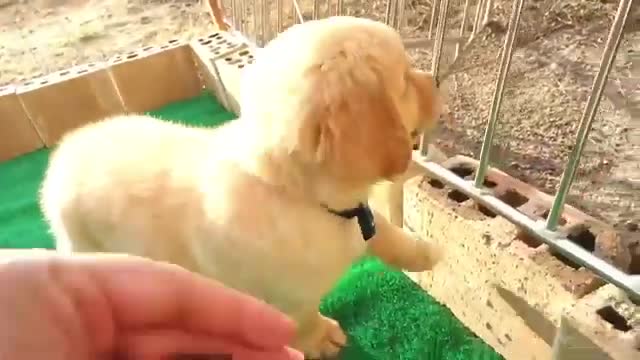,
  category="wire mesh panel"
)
[222,0,640,301]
